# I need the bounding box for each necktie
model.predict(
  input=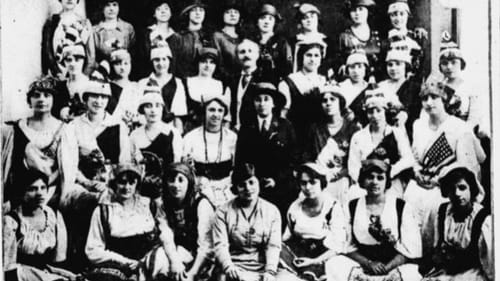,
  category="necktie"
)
[261,119,268,136]
[242,74,251,88]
